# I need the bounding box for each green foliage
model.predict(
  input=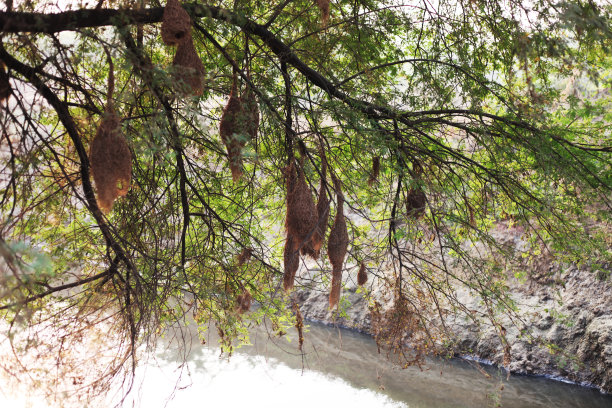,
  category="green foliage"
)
[0,0,610,404]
